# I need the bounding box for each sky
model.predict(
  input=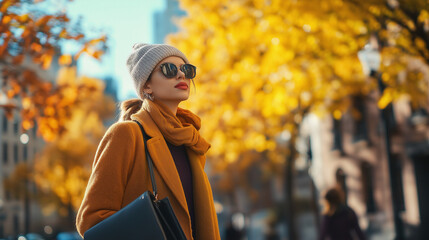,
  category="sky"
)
[64,0,166,100]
